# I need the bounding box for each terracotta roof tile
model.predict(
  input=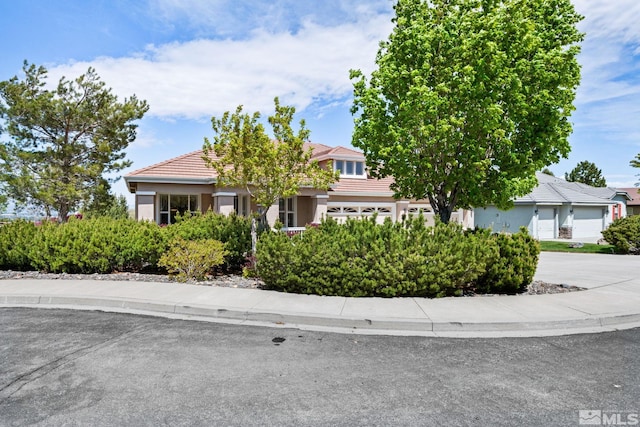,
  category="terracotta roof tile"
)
[127,150,216,179]
[125,143,398,194]
[331,176,395,195]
